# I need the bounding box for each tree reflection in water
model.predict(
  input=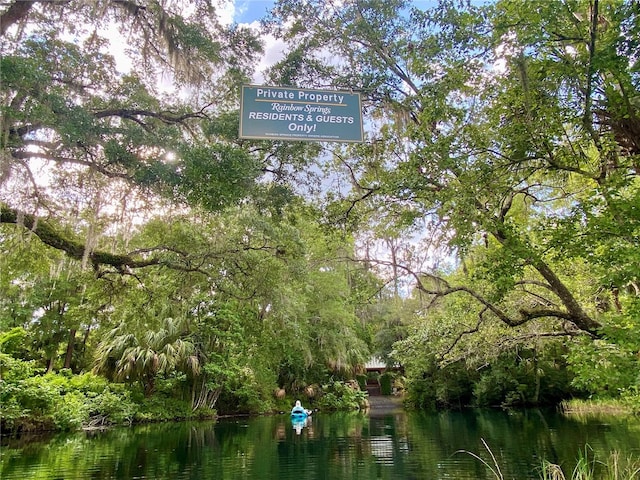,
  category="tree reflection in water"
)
[2,410,640,480]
